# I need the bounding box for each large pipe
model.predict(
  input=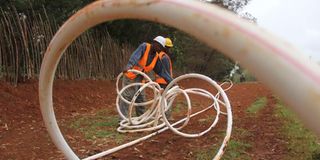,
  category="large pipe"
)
[39,0,320,159]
